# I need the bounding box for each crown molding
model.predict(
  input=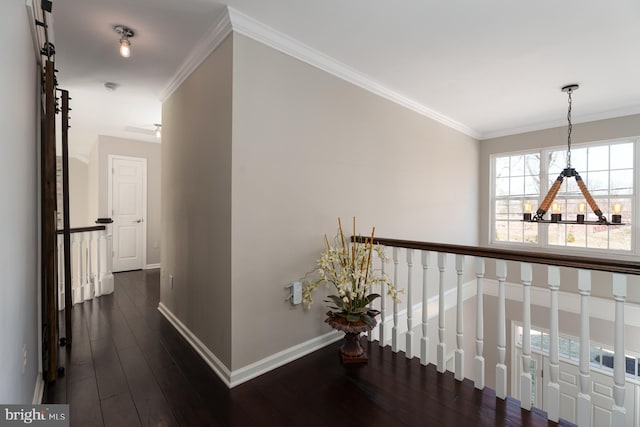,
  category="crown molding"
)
[159,10,232,102]
[227,7,480,139]
[160,6,480,139]
[480,106,640,140]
